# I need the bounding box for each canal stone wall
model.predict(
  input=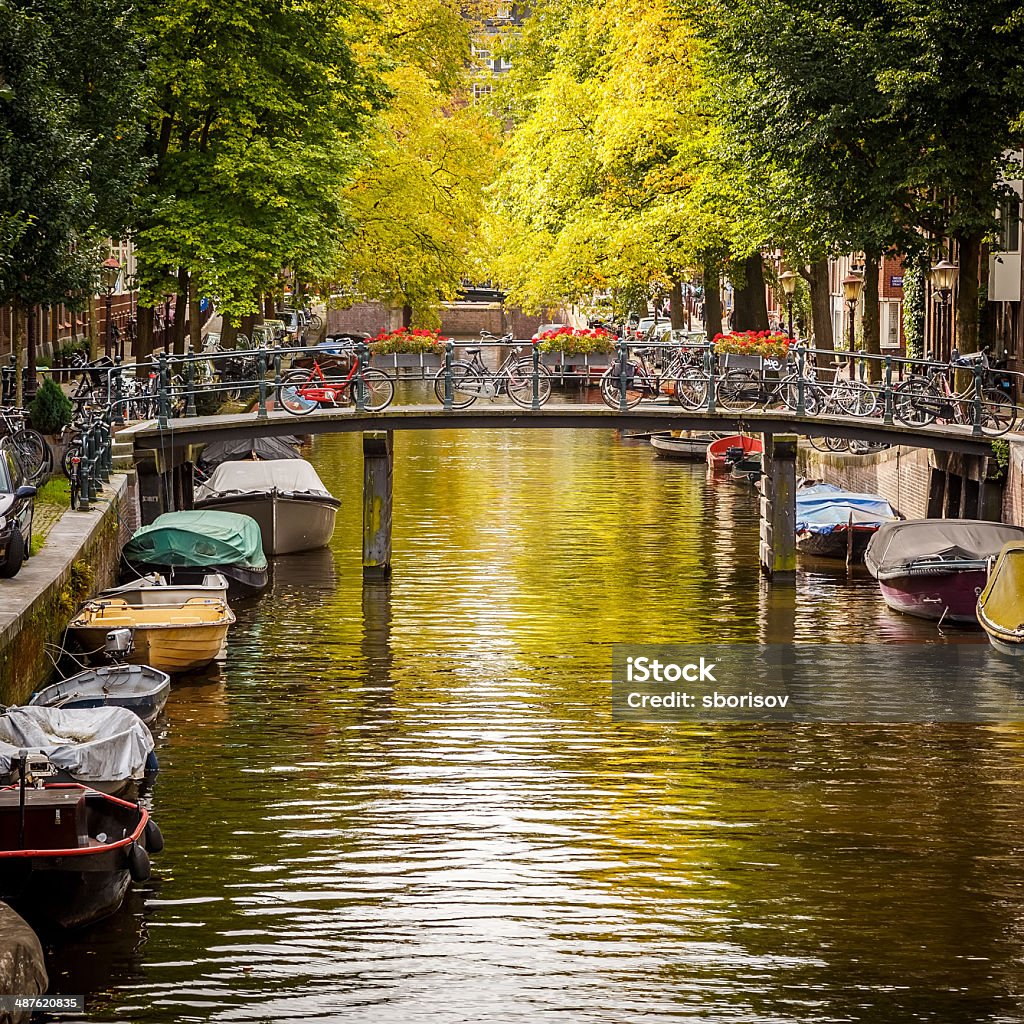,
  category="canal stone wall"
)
[797,444,1001,521]
[0,474,138,705]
